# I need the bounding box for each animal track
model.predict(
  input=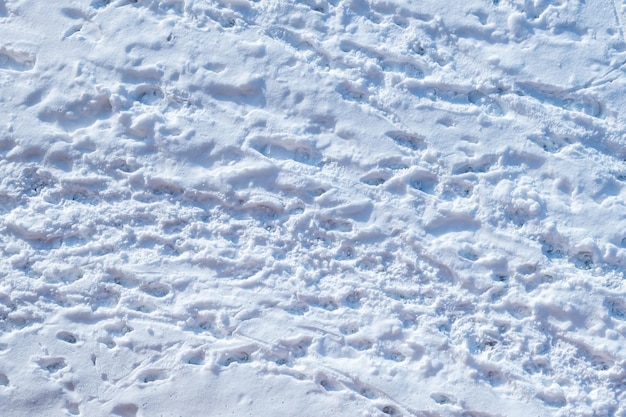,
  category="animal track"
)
[604,297,626,320]
[381,349,405,362]
[111,403,139,417]
[342,291,362,308]
[106,269,140,288]
[57,331,78,344]
[104,321,134,337]
[248,135,322,166]
[382,60,425,79]
[360,170,392,186]
[65,402,80,416]
[431,392,455,404]
[128,299,157,313]
[386,130,426,151]
[60,7,93,20]
[319,376,341,391]
[408,170,438,193]
[37,357,67,373]
[89,0,111,9]
[452,154,496,174]
[299,295,339,311]
[98,336,116,349]
[140,282,170,298]
[347,337,373,351]
[468,90,503,116]
[528,131,573,153]
[0,47,35,71]
[205,79,266,107]
[335,81,369,101]
[267,26,316,54]
[473,365,505,386]
[218,351,250,367]
[38,90,112,130]
[572,251,594,270]
[131,84,164,105]
[138,369,168,383]
[515,83,603,118]
[181,349,205,365]
[277,336,312,359]
[536,385,567,407]
[1,3,622,417]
